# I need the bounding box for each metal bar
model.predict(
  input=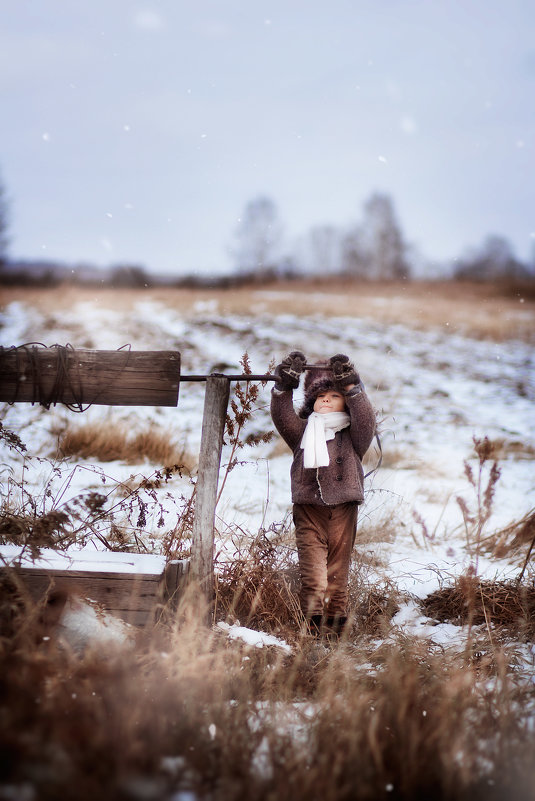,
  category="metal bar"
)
[180,374,275,382]
[180,365,332,383]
